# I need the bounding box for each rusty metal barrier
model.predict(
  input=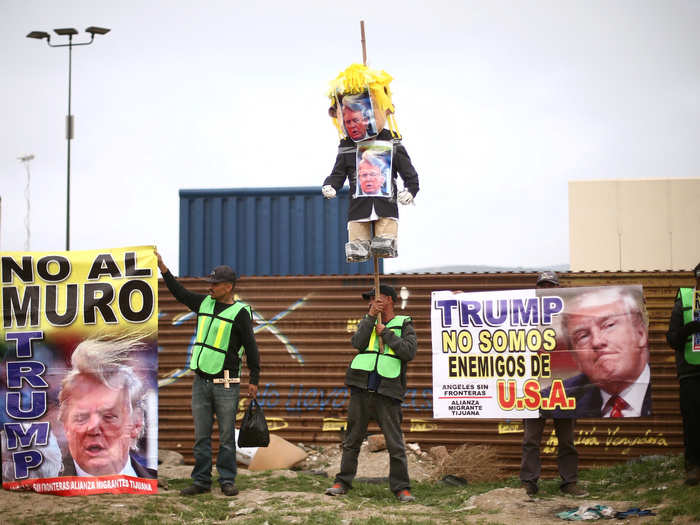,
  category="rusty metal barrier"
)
[157,271,693,475]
